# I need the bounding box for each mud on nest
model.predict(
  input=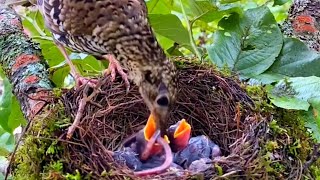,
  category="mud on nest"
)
[60,60,303,179]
